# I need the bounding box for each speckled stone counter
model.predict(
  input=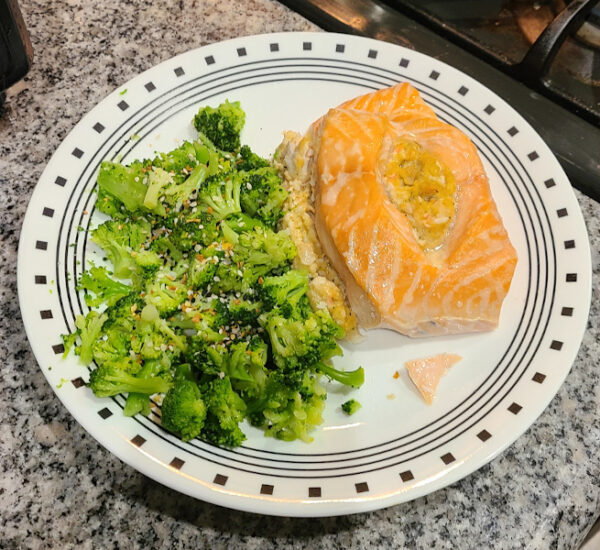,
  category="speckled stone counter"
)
[1,1,599,548]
